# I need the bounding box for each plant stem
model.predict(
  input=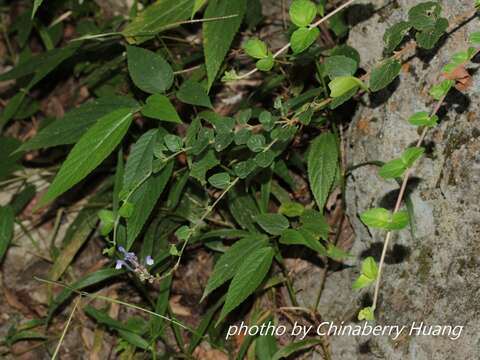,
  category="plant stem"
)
[237,0,357,79]
[371,93,447,312]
